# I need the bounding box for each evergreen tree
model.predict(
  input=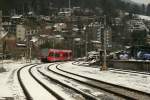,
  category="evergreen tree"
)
[131,30,147,45]
[0,0,145,16]
[141,4,146,15]
[146,3,150,16]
